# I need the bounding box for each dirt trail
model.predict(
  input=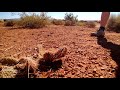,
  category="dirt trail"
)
[0,25,120,78]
